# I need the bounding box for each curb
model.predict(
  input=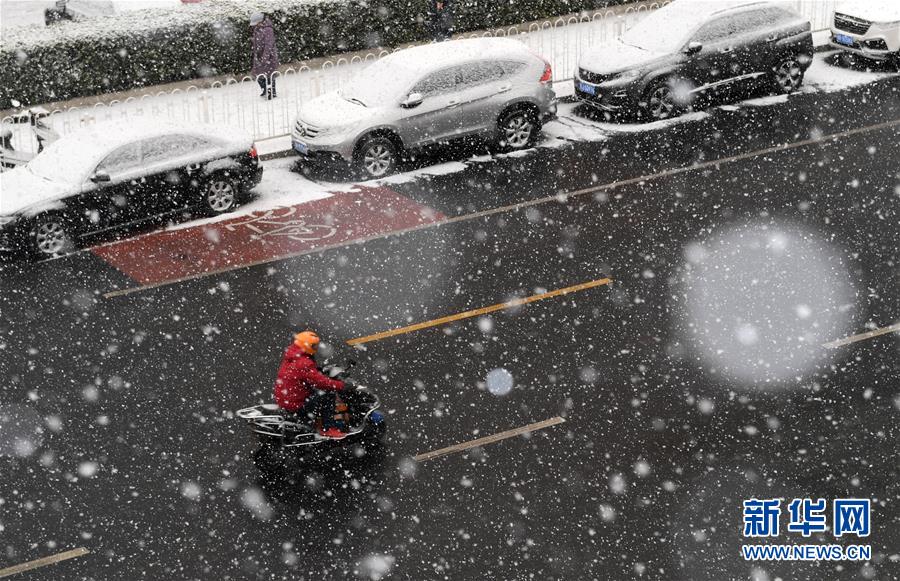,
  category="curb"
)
[259,149,296,162]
